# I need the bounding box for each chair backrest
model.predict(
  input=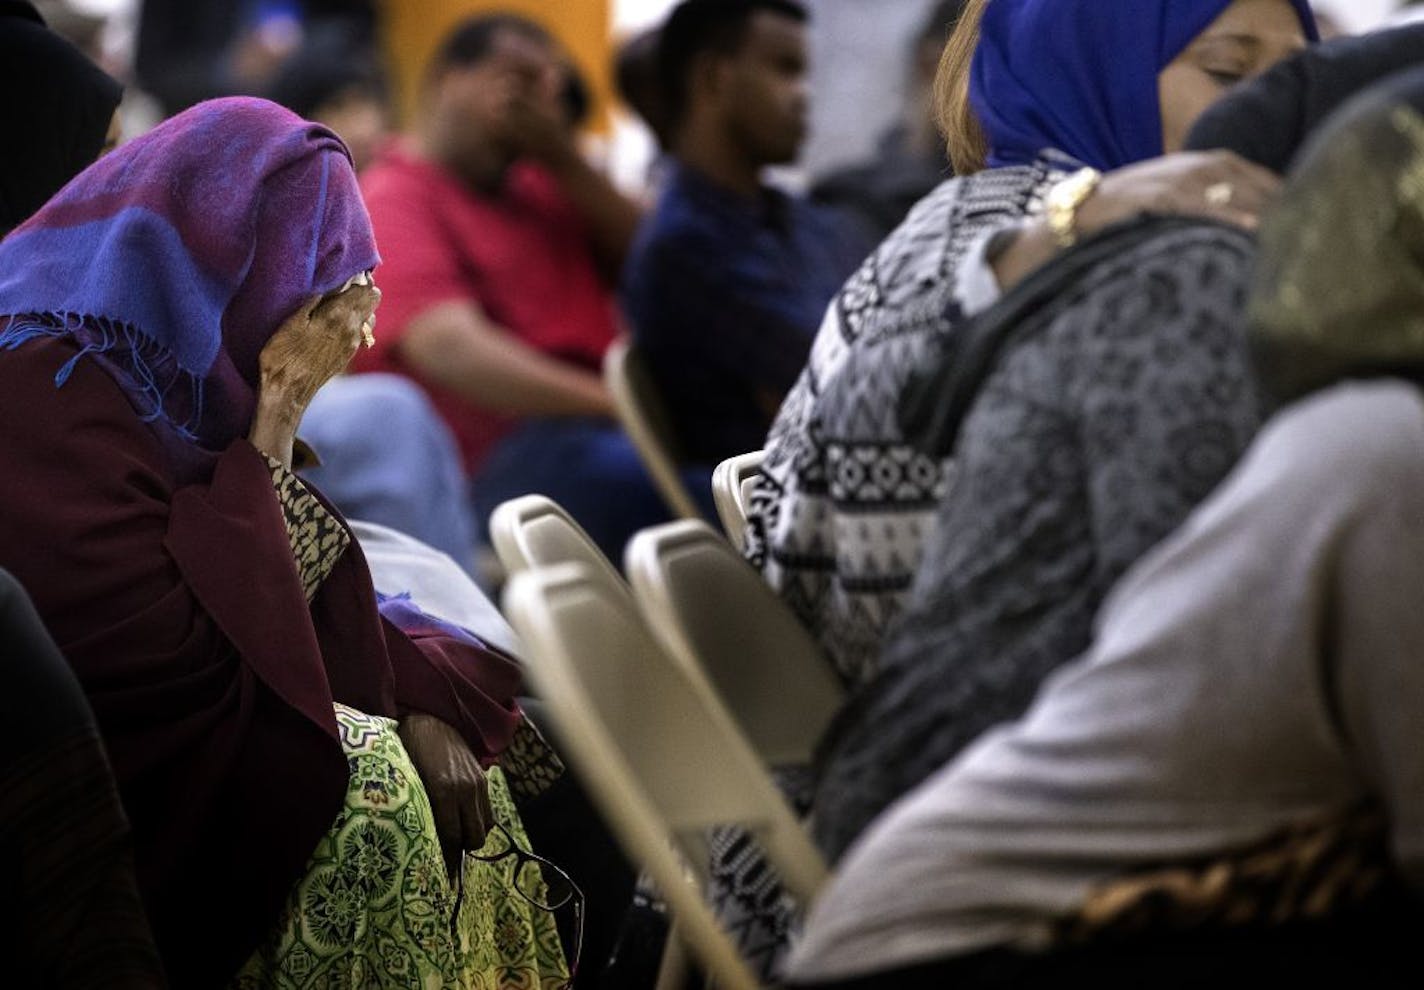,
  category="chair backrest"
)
[604,339,705,521]
[711,450,765,552]
[625,520,844,768]
[503,563,829,990]
[488,494,626,590]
